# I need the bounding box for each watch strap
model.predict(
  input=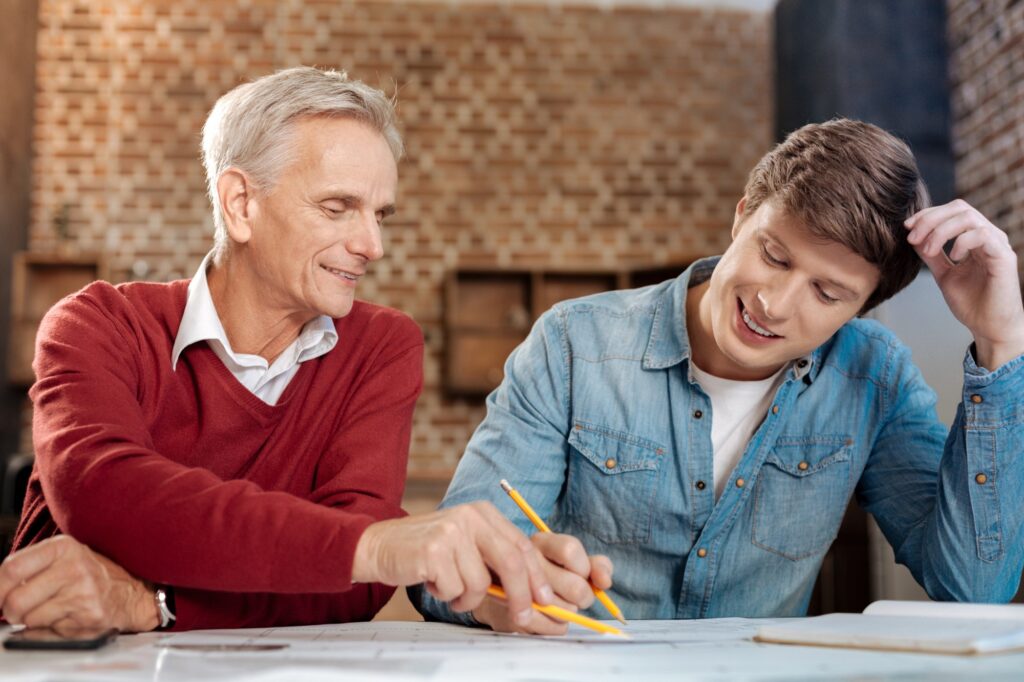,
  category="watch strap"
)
[154,585,177,630]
